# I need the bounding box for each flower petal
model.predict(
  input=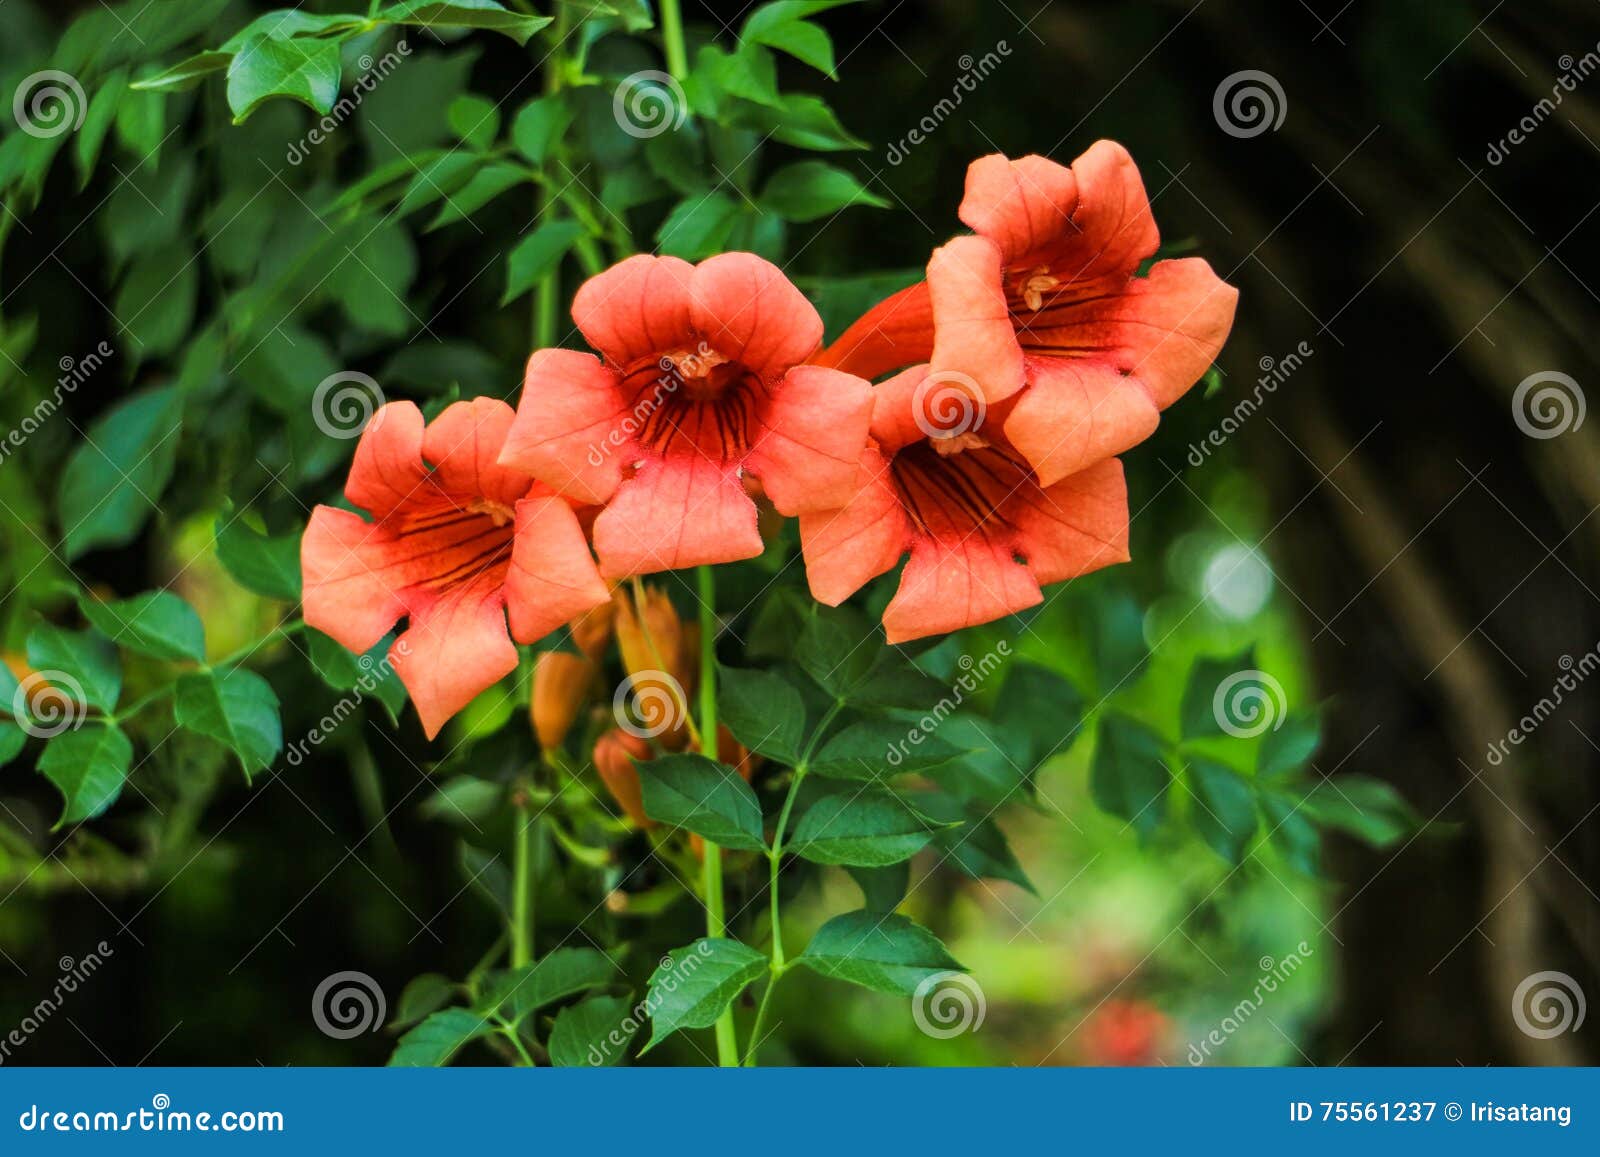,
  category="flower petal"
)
[747,364,875,515]
[798,443,908,605]
[504,493,611,643]
[591,454,762,577]
[958,151,1082,269]
[1000,355,1160,487]
[927,235,1025,404]
[688,252,823,380]
[501,348,634,505]
[1007,456,1131,585]
[811,279,934,380]
[301,505,409,654]
[390,575,519,740]
[572,253,696,367]
[882,534,1042,645]
[421,396,532,508]
[344,401,439,520]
